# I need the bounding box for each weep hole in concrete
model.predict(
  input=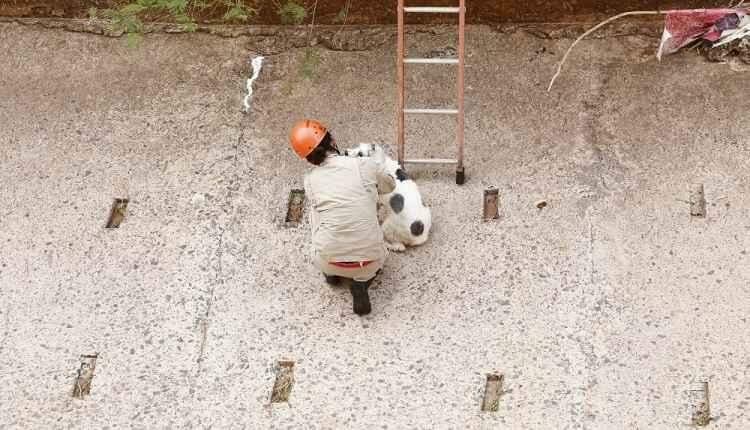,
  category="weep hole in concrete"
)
[285,189,305,226]
[690,184,706,218]
[689,381,711,426]
[483,188,500,221]
[105,198,128,228]
[71,353,98,398]
[481,373,504,412]
[270,360,295,403]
